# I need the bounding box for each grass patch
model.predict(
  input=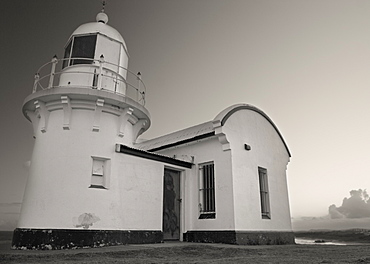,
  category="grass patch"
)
[2,244,370,264]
